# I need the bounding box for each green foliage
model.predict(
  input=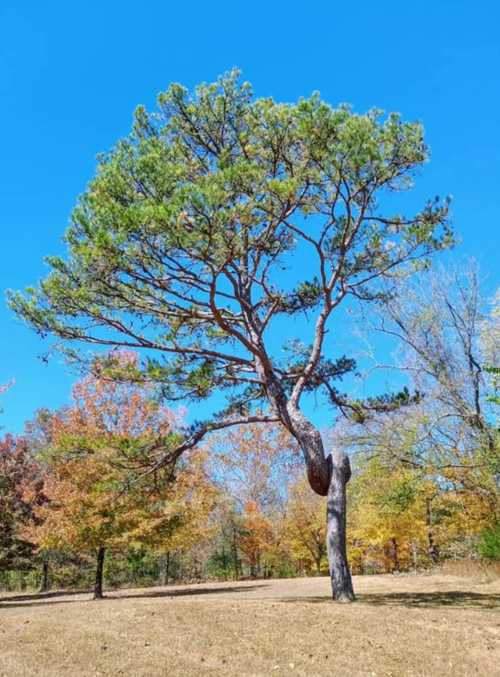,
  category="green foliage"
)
[477,524,500,560]
[485,367,500,406]
[9,70,452,422]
